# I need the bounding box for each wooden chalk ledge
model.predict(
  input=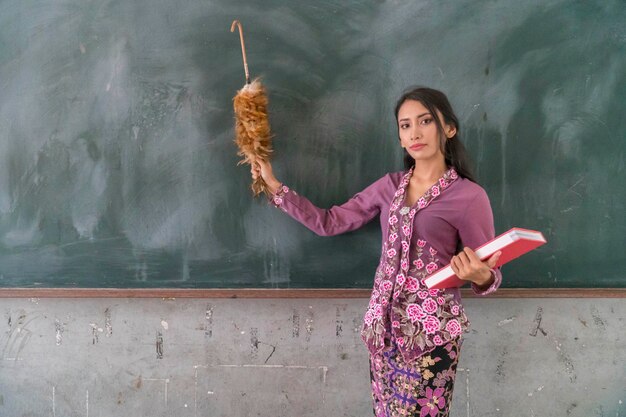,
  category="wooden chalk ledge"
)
[0,288,625,298]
